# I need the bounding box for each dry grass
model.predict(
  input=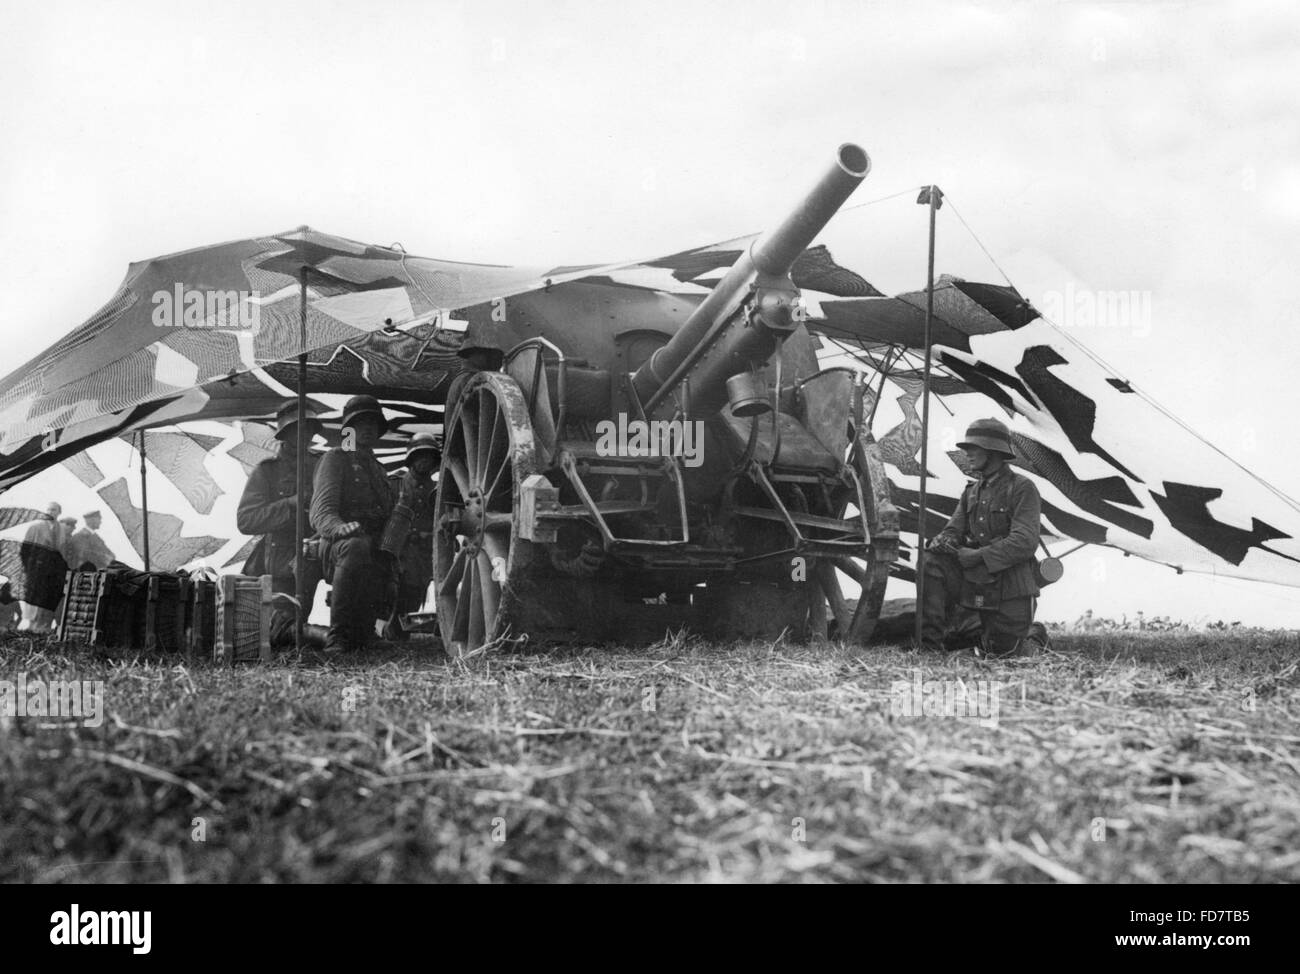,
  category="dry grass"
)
[1,627,1298,883]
